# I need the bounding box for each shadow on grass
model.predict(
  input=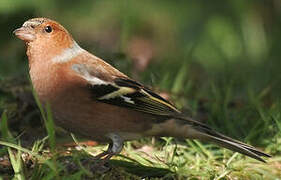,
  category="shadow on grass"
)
[109,159,172,178]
